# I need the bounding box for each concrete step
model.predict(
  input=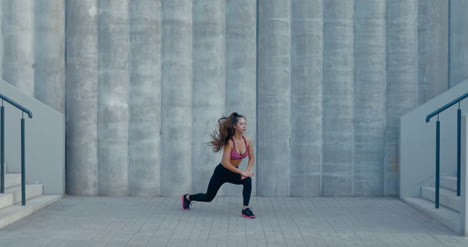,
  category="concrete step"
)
[441,176,457,192]
[5,173,21,189]
[421,186,460,212]
[403,197,460,234]
[0,195,61,229]
[0,184,43,210]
